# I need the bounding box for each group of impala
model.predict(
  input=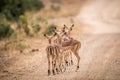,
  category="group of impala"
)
[44,24,81,76]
